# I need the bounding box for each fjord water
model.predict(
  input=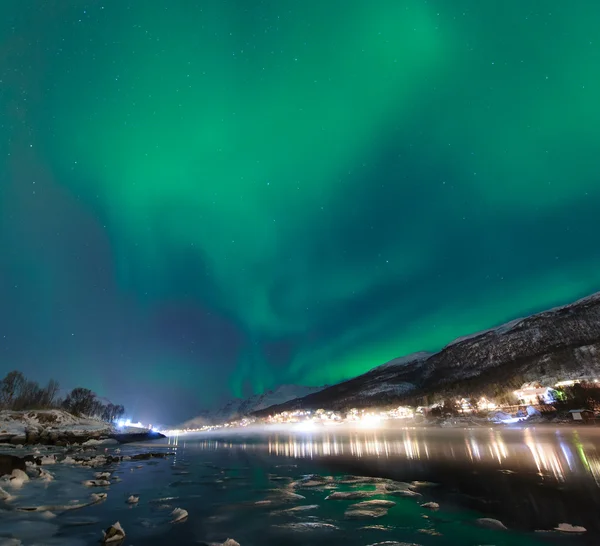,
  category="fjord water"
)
[4,427,600,545]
